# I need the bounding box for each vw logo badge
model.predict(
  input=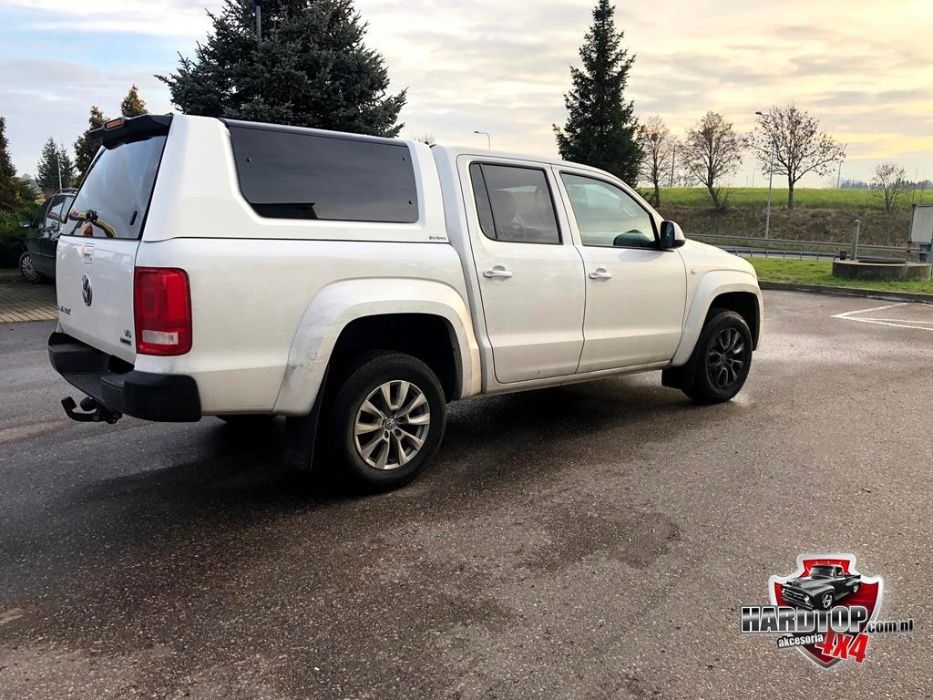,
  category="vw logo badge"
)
[81,274,93,307]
